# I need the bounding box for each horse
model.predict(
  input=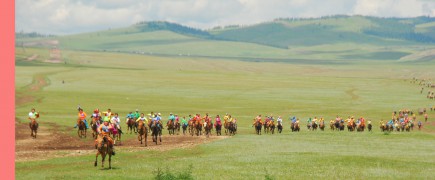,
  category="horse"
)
[311,122,318,131]
[94,135,113,169]
[137,121,147,146]
[188,120,195,136]
[357,123,365,132]
[127,118,137,134]
[330,121,335,131]
[264,121,270,134]
[78,119,87,138]
[175,121,180,135]
[30,120,38,138]
[204,121,213,137]
[368,124,372,132]
[91,117,100,139]
[224,119,230,135]
[339,121,345,131]
[291,122,300,132]
[269,121,276,134]
[215,123,222,136]
[228,122,236,136]
[182,123,188,135]
[277,122,283,133]
[151,122,162,145]
[319,122,325,131]
[167,121,175,135]
[112,124,122,145]
[195,121,203,136]
[347,122,354,132]
[380,124,387,132]
[253,121,262,135]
